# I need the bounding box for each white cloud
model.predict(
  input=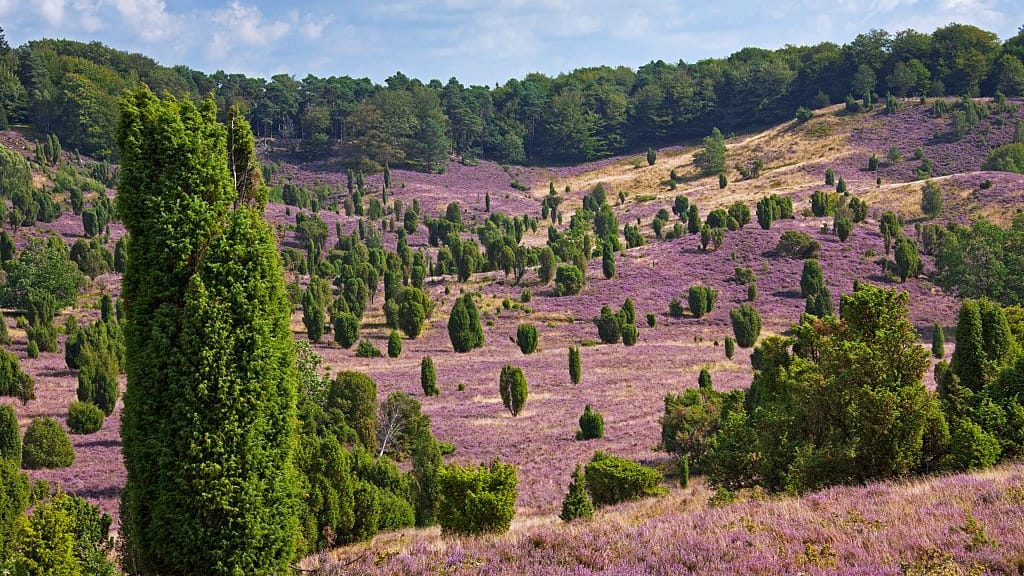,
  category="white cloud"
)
[301,13,334,40]
[109,0,180,42]
[213,1,291,46]
[72,0,103,32]
[38,0,66,25]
